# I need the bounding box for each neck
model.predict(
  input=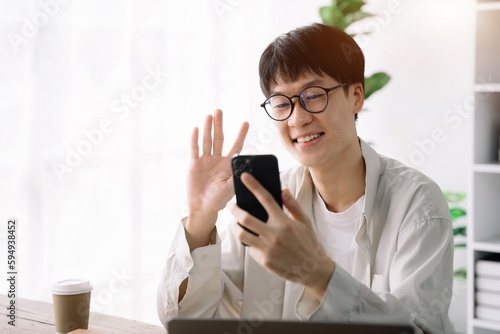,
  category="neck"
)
[309,139,366,213]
